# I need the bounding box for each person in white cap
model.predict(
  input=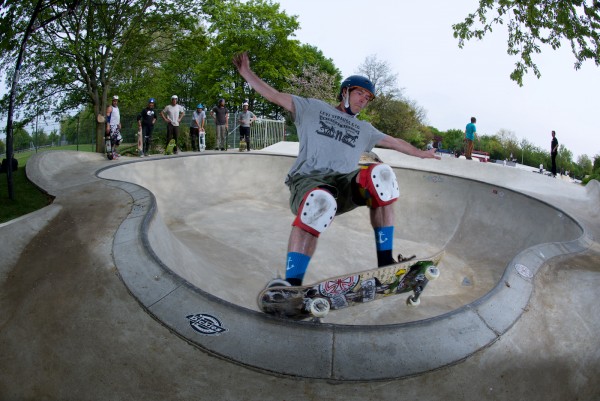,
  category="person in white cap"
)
[106,95,122,159]
[238,101,257,151]
[160,95,184,154]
